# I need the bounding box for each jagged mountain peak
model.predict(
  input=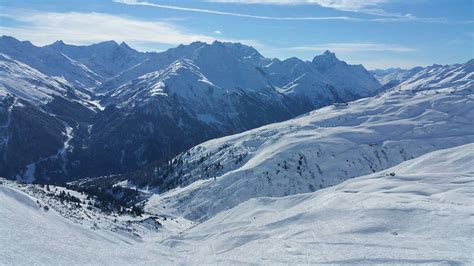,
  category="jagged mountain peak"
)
[282,56,305,65]
[312,50,342,67]
[323,49,336,57]
[174,40,265,65]
[50,40,66,47]
[119,41,132,50]
[309,50,381,98]
[45,39,133,53]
